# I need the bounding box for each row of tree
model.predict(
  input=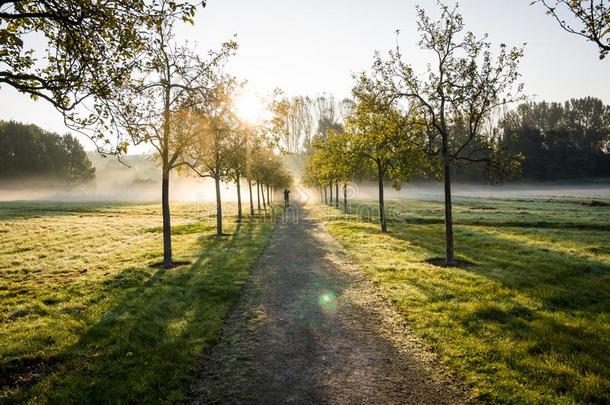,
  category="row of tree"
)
[0,0,292,268]
[304,2,524,266]
[0,121,95,187]
[304,1,609,266]
[99,28,293,267]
